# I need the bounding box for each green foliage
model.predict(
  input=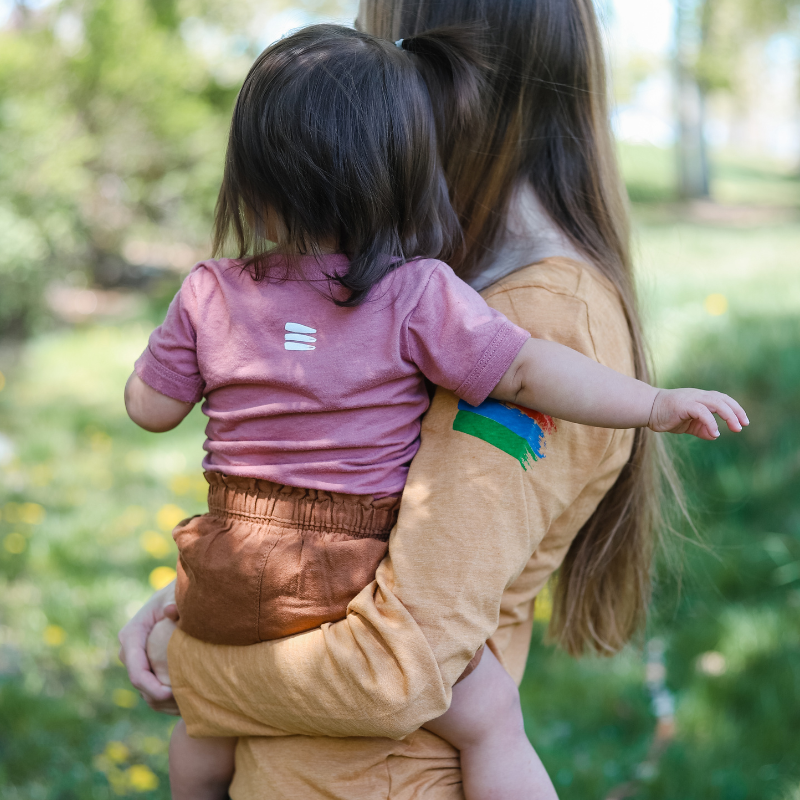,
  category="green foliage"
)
[619,142,800,206]
[0,0,252,336]
[689,0,800,93]
[641,315,800,798]
[0,323,209,797]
